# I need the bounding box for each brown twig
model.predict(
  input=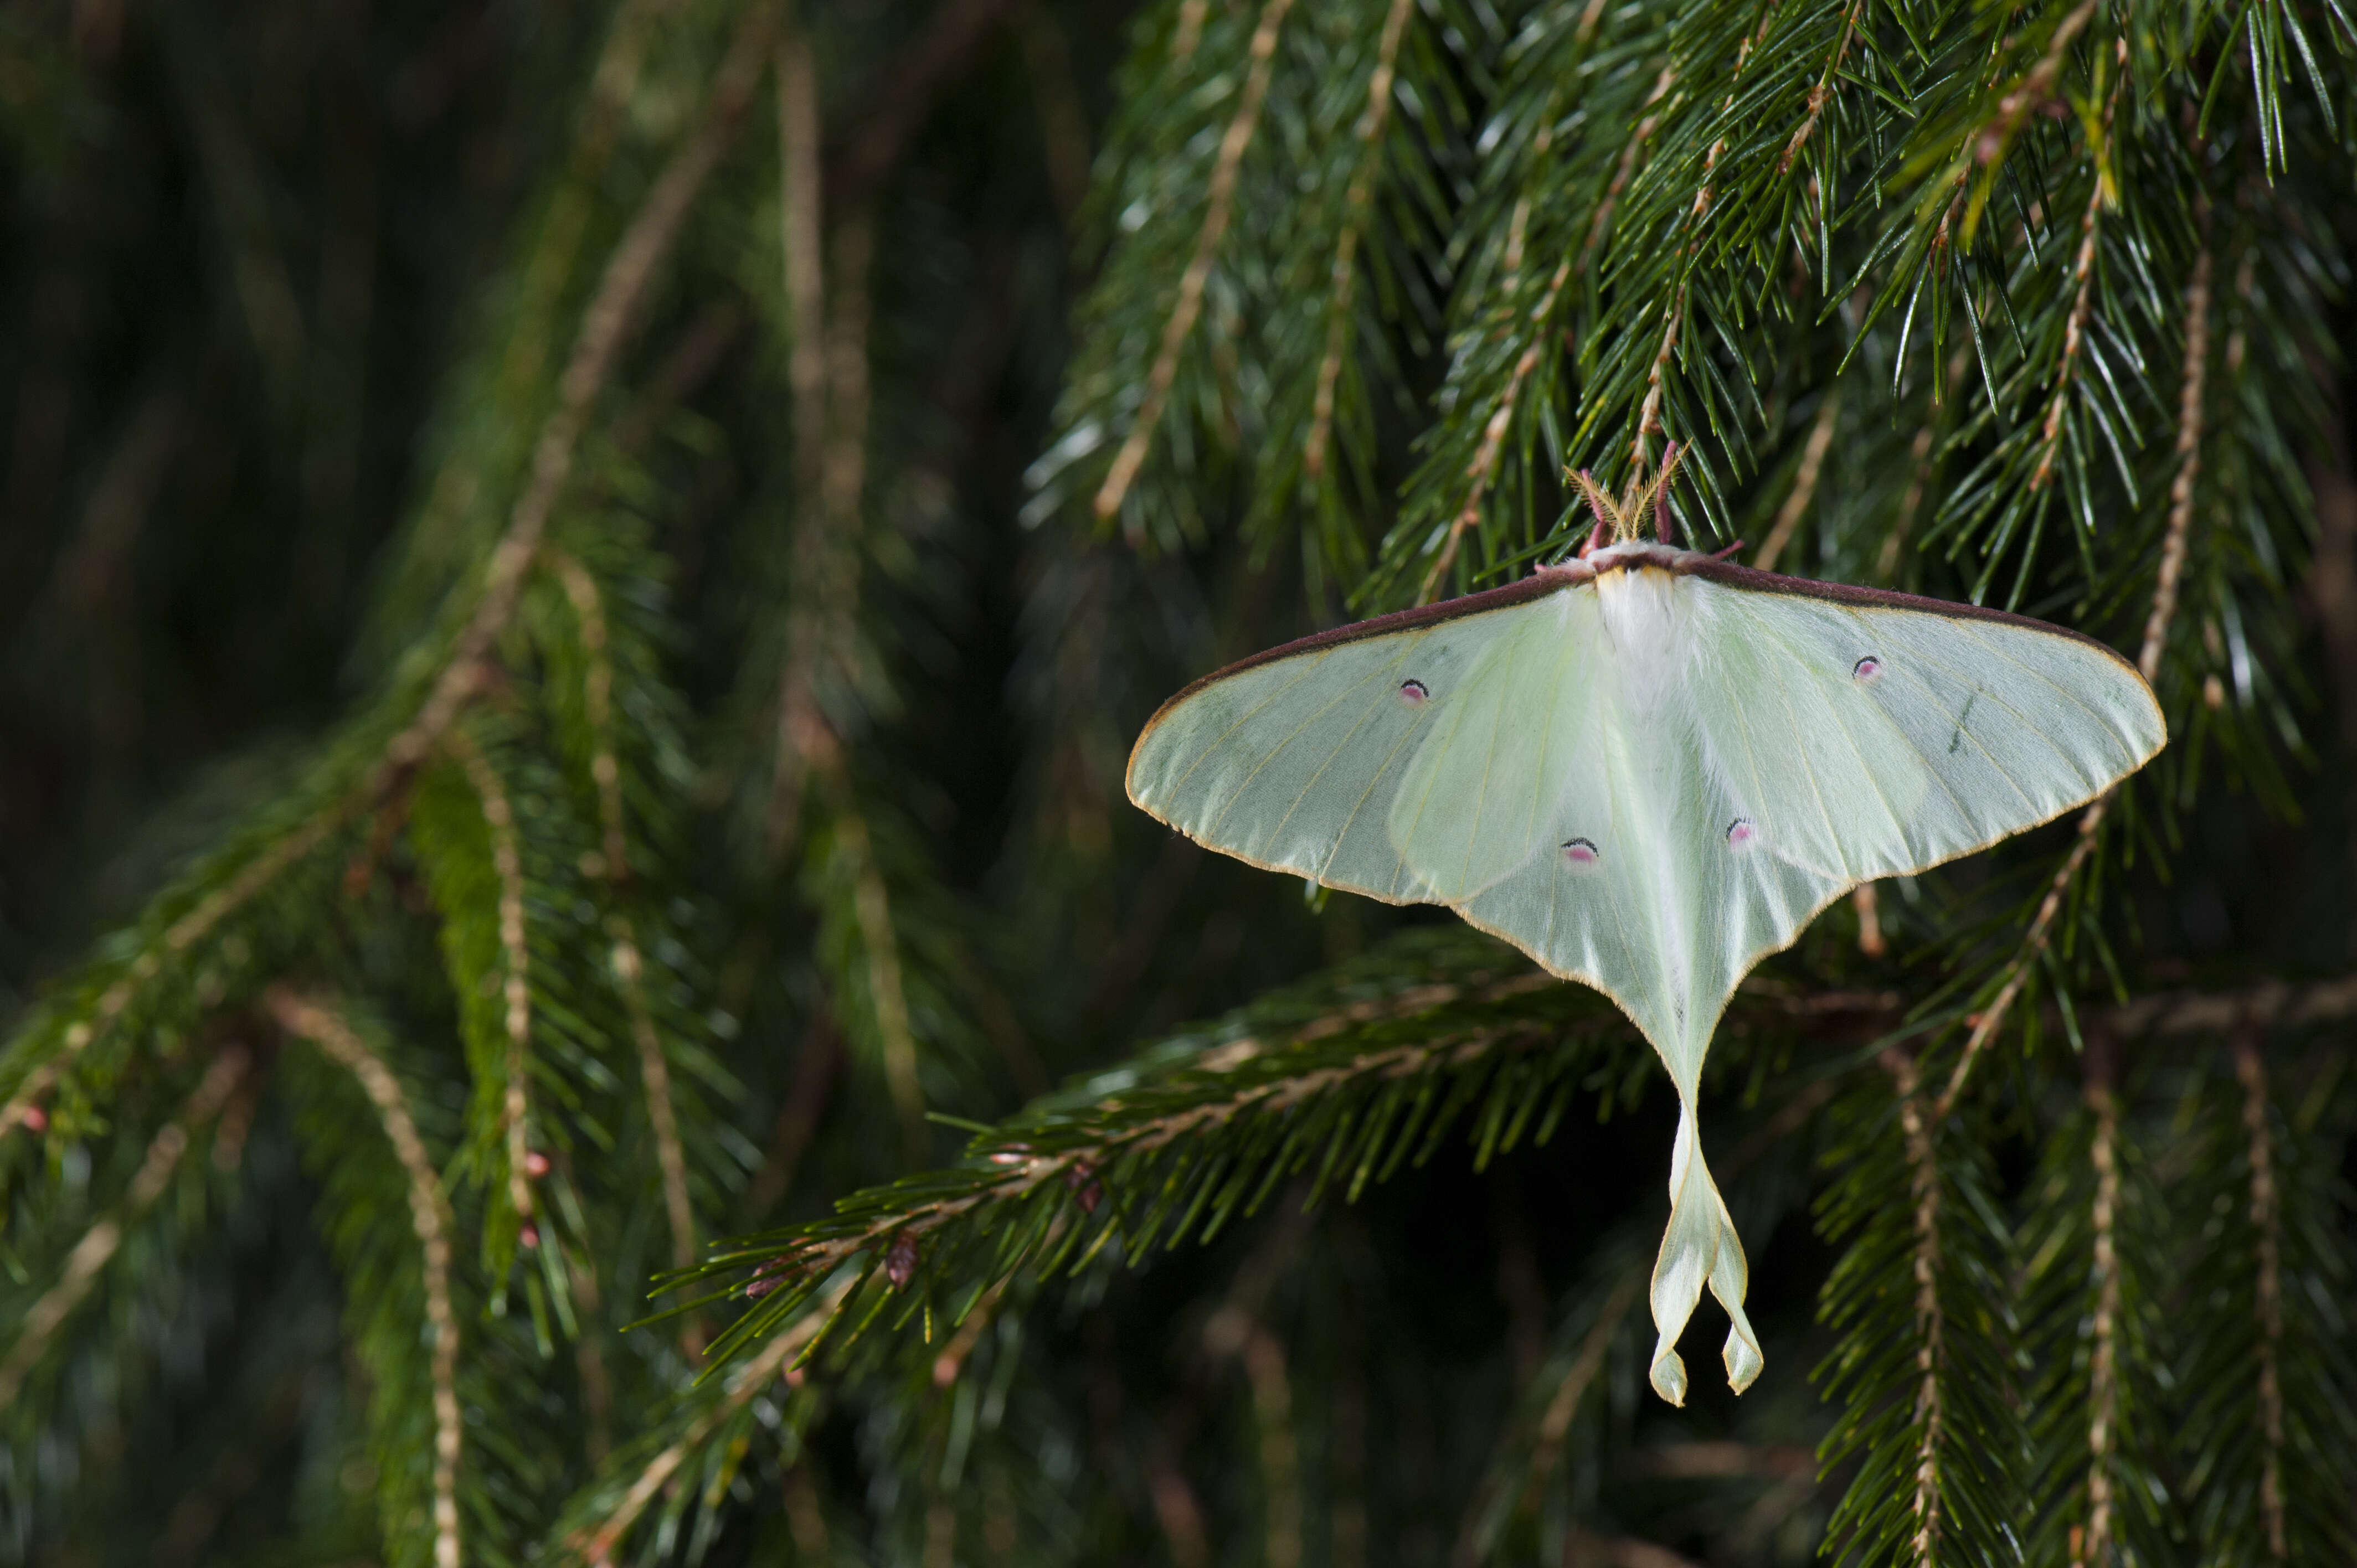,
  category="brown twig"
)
[1302,0,1417,483]
[1974,0,2101,176]
[2025,175,2107,497]
[2232,1035,2289,1562]
[548,552,699,1337]
[450,728,537,1228]
[0,1048,249,1409]
[267,986,462,1568]
[1094,0,1301,528]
